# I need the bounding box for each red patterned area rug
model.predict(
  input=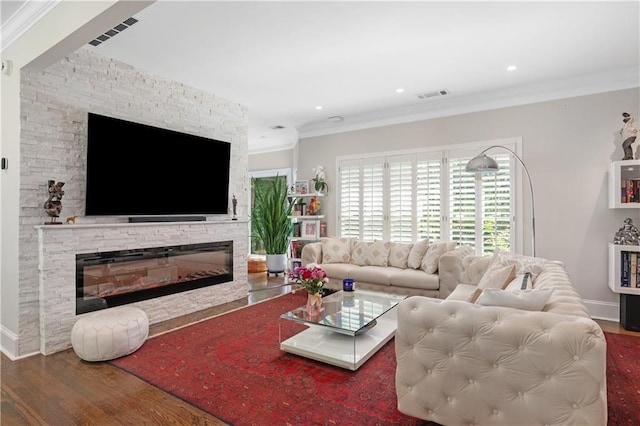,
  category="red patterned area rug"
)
[110,291,639,426]
[111,291,423,425]
[605,331,640,425]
